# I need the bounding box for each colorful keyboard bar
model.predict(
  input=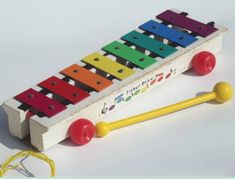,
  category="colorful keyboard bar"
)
[82,52,135,80]
[61,64,113,91]
[122,31,177,58]
[14,10,219,120]
[139,20,198,47]
[157,10,217,37]
[15,88,66,117]
[102,41,157,69]
[39,76,90,104]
